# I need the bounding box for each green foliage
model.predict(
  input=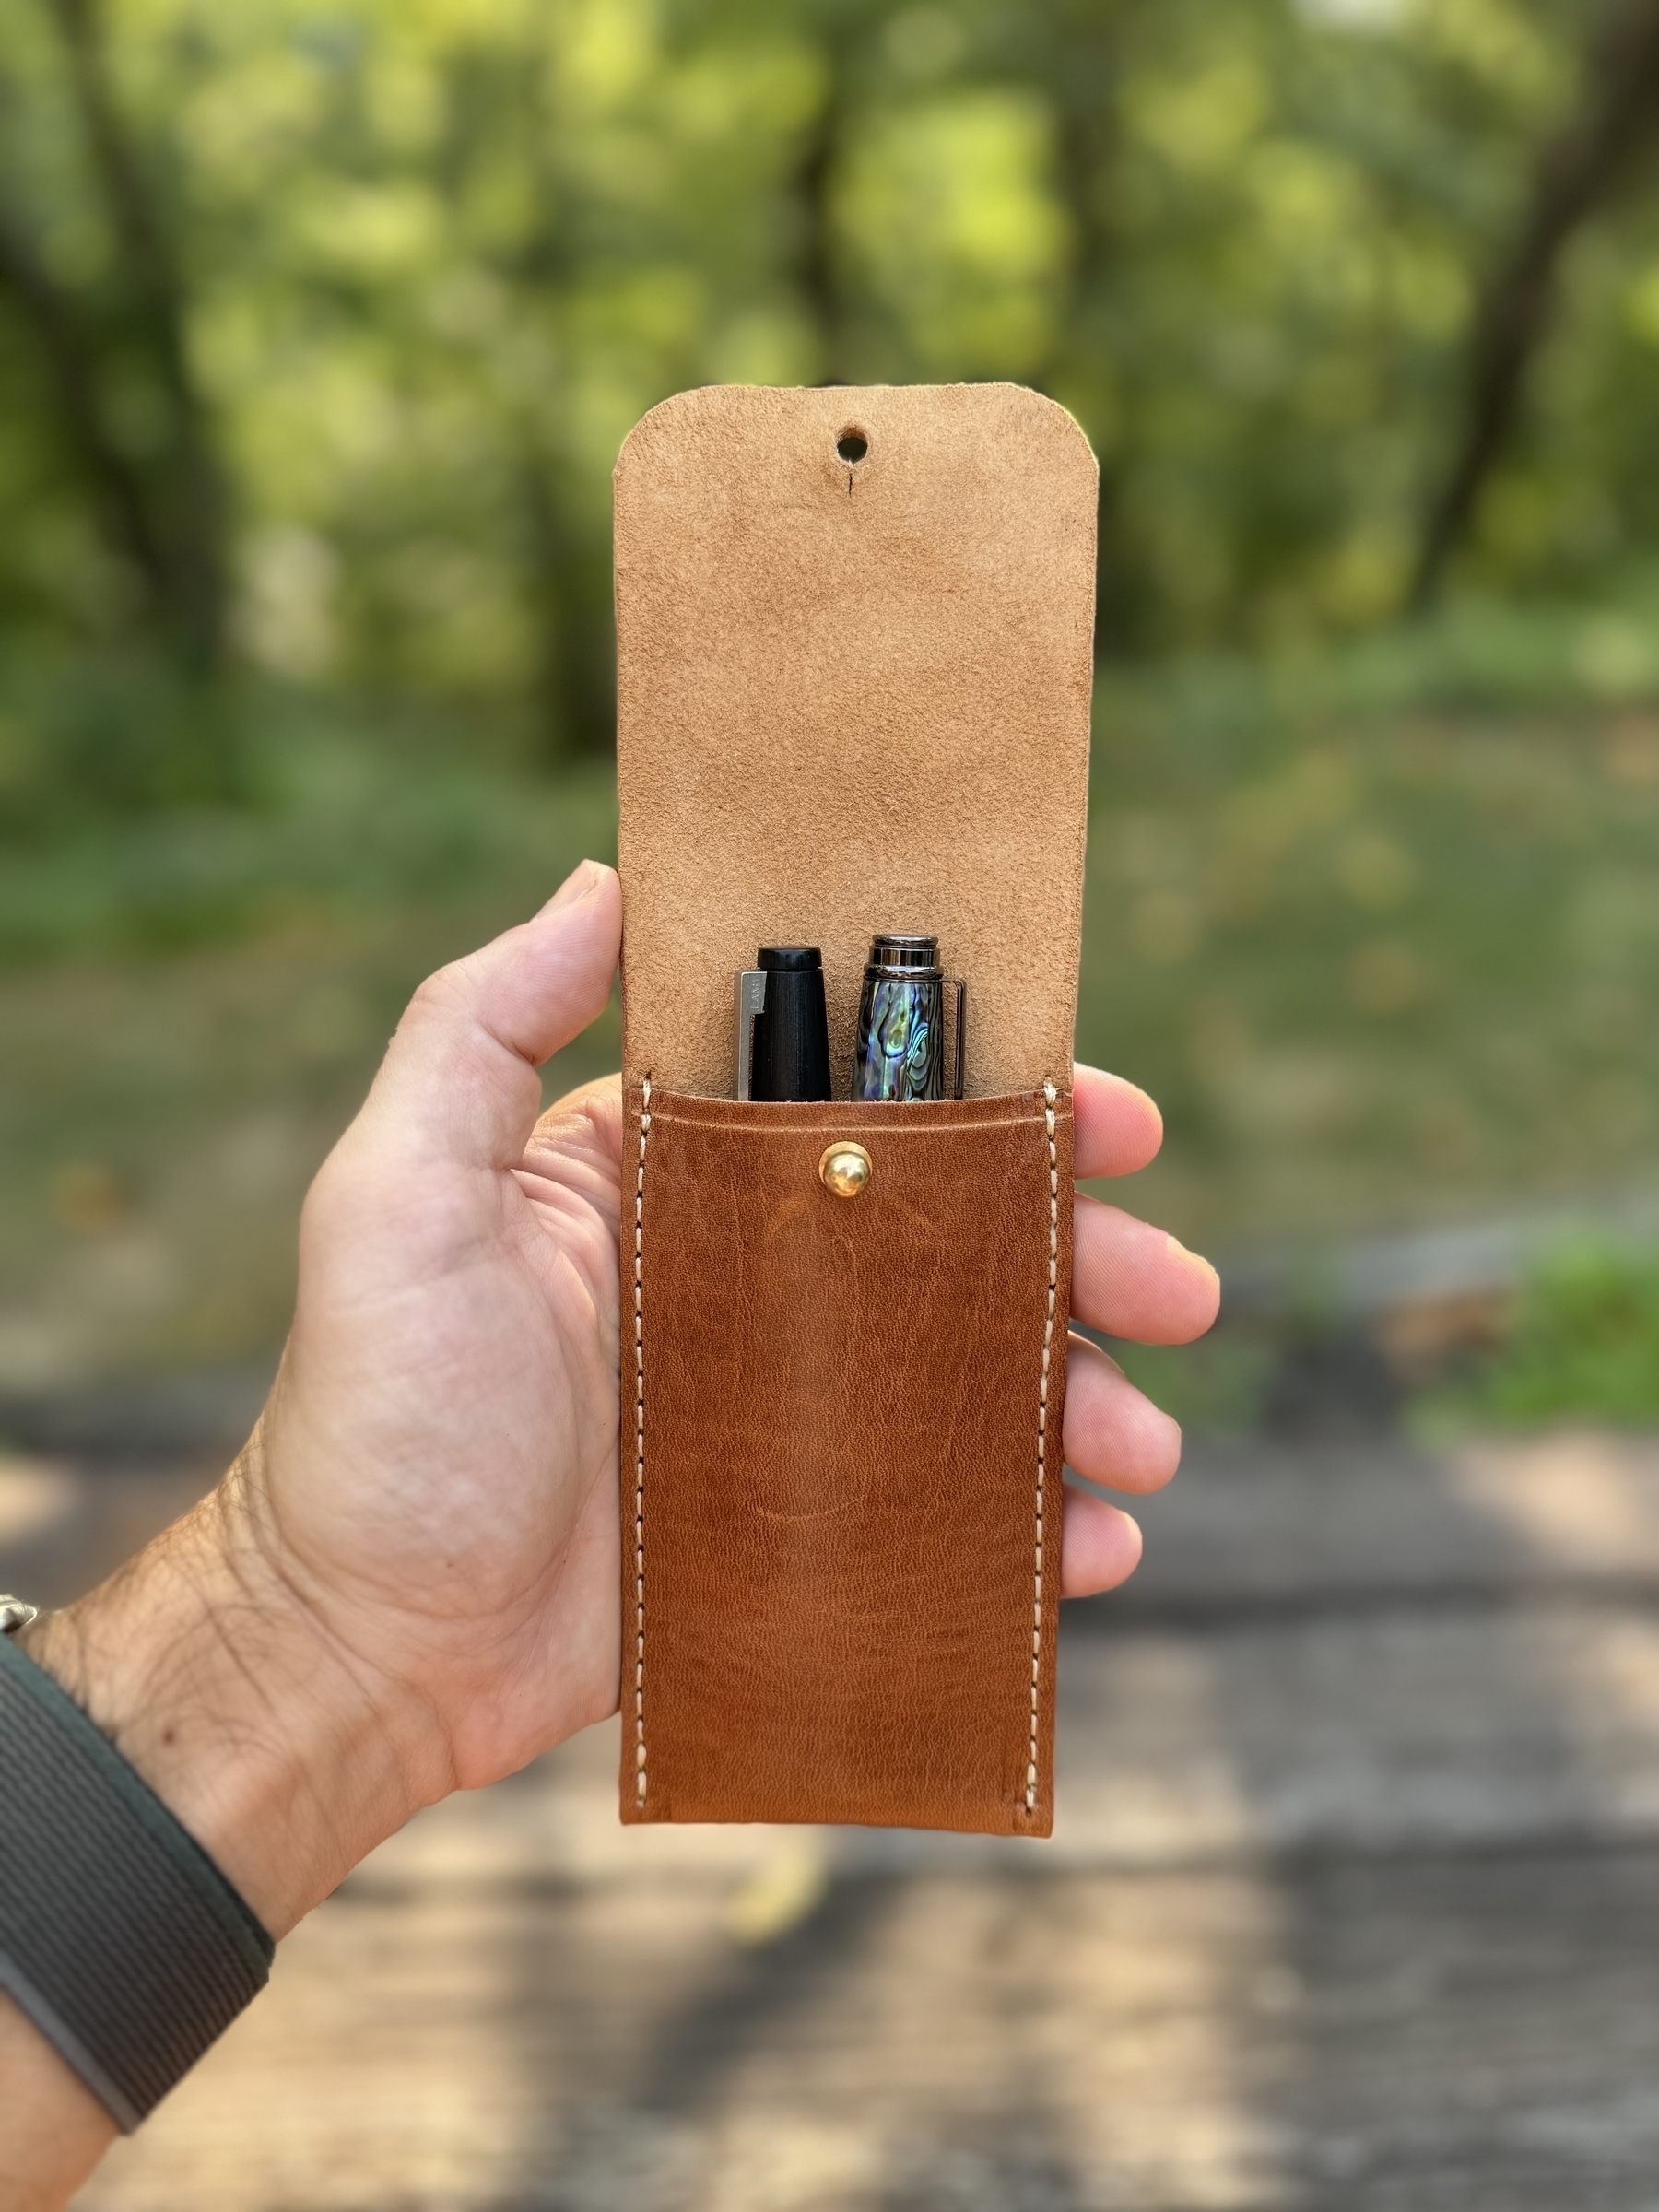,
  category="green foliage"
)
[0,649,248,830]
[0,698,618,1380]
[0,673,616,951]
[10,4,1659,1400]
[1083,594,1659,1250]
[1425,1243,1659,1428]
[5,0,1659,732]
[2,606,1657,1386]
